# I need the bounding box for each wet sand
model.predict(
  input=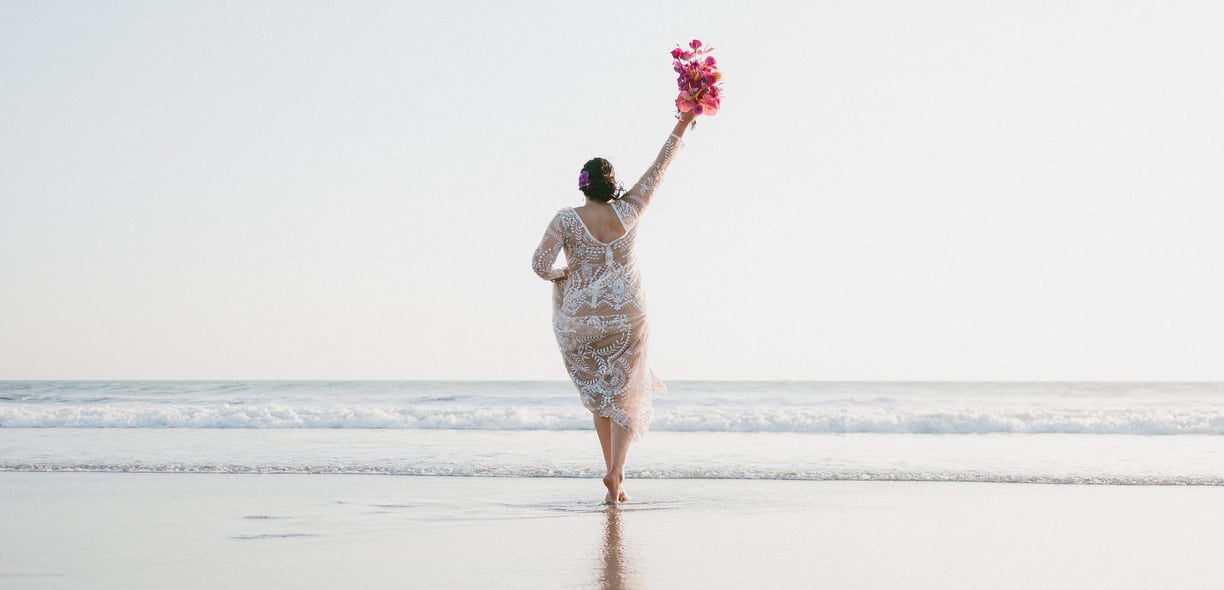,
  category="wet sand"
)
[2,472,1222,589]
